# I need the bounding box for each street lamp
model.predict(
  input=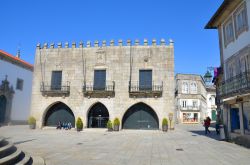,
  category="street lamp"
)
[204,70,213,83]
